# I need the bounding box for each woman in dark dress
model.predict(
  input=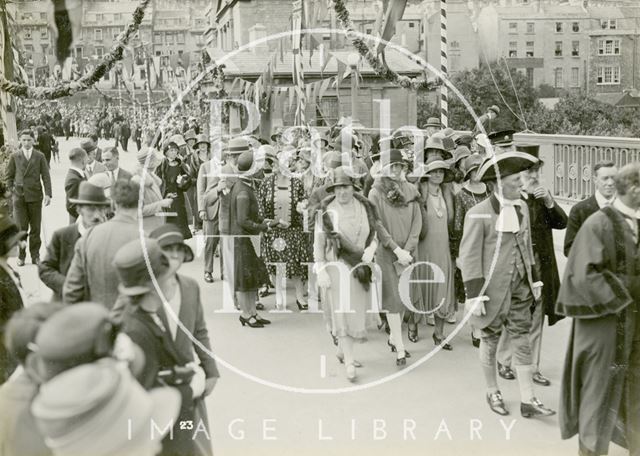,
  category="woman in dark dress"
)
[158,140,193,239]
[231,151,276,328]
